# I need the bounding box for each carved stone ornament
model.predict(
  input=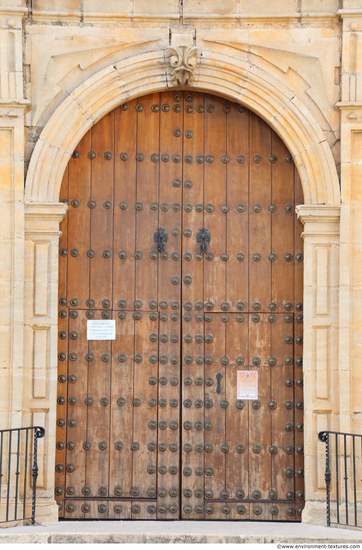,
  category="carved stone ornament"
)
[168,45,199,86]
